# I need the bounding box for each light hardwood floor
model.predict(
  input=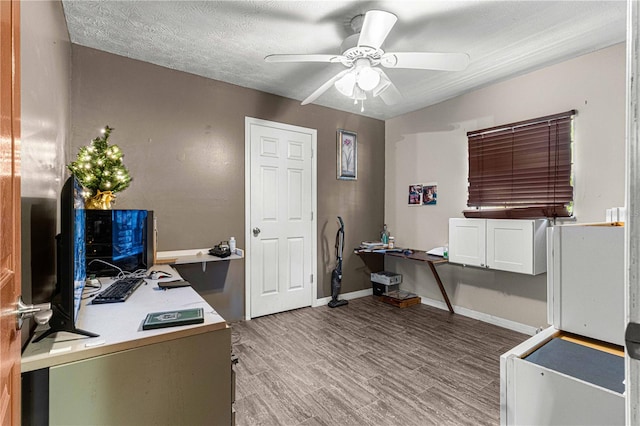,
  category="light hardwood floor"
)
[231,296,528,425]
